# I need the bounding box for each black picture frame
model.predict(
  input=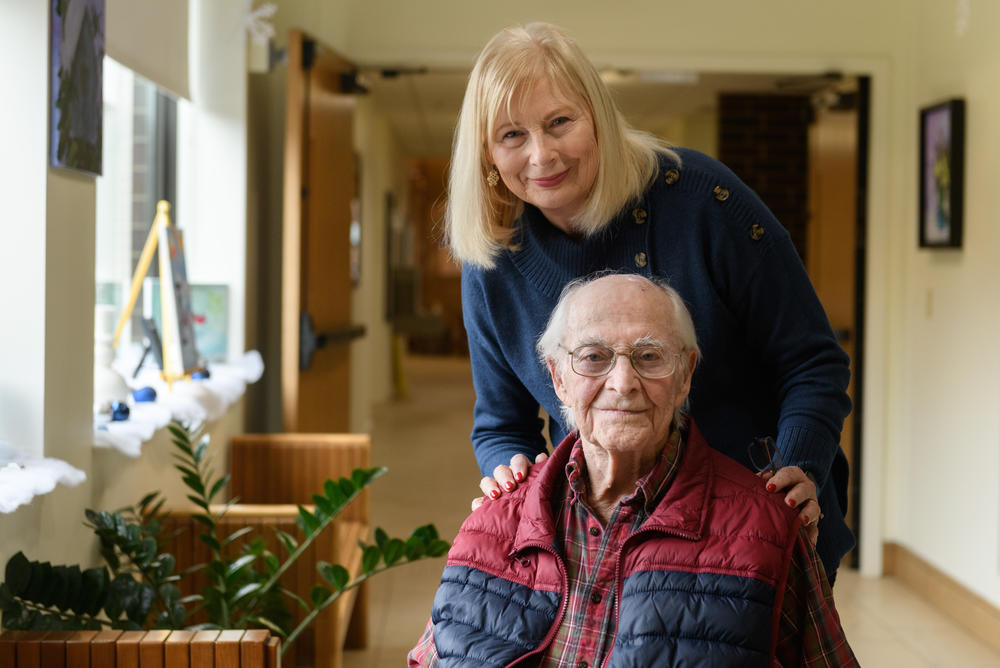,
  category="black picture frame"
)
[919,98,964,248]
[50,0,105,176]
